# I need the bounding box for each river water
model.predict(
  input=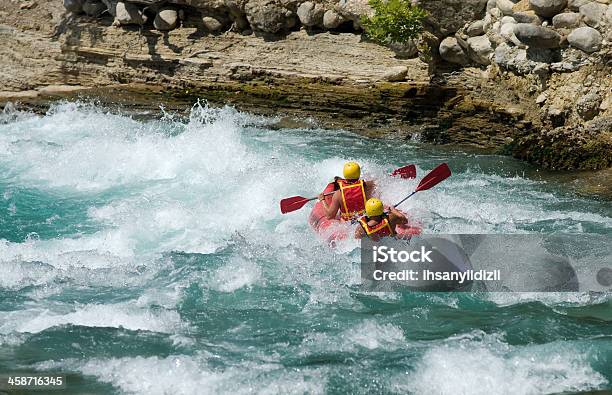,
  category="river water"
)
[1,101,611,394]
